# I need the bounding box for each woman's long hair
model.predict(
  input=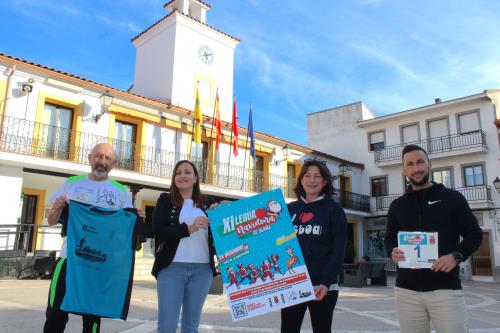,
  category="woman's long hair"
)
[293,159,335,199]
[169,160,205,208]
